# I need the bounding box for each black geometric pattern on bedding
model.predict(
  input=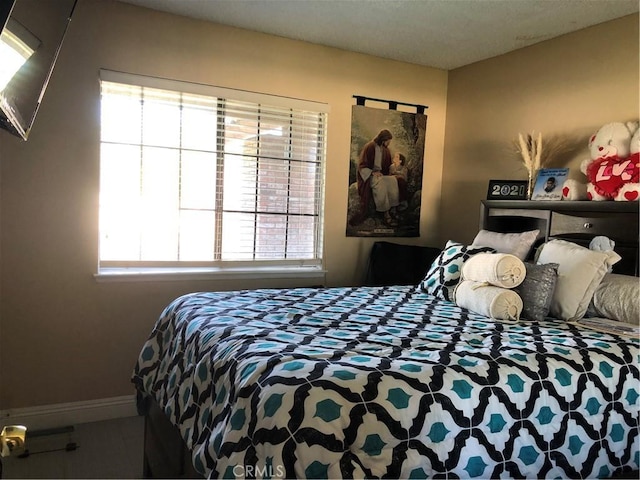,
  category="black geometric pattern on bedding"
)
[132,286,640,479]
